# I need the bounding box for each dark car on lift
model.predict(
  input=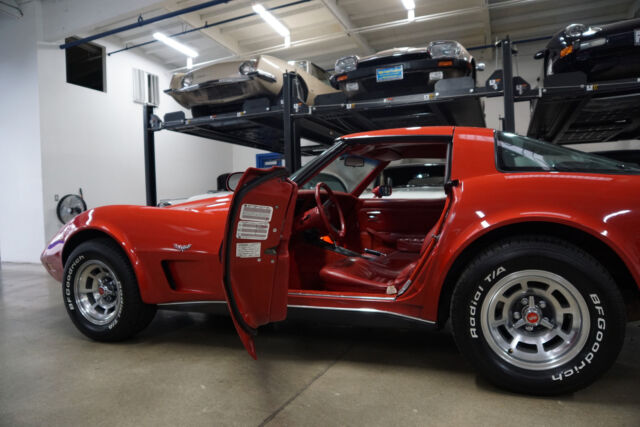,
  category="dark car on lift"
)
[330,41,481,101]
[535,18,640,82]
